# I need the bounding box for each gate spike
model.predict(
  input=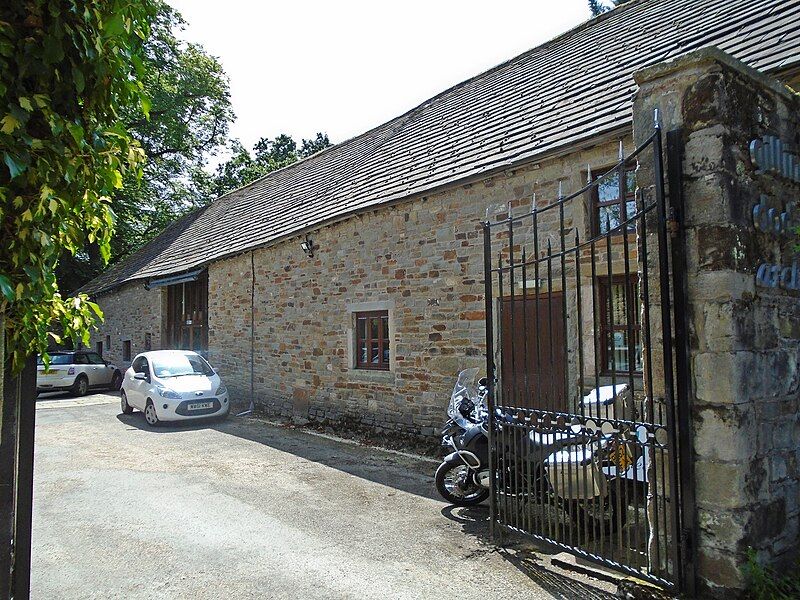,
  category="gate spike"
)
[654,107,661,130]
[618,139,624,161]
[587,163,592,184]
[558,180,563,199]
[531,192,537,212]
[507,200,513,221]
